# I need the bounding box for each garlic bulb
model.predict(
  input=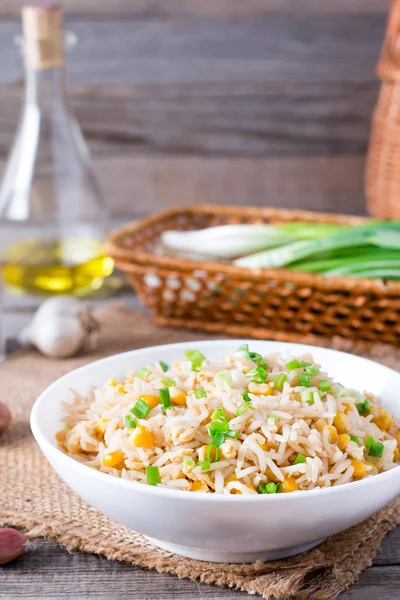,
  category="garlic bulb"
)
[19,296,99,359]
